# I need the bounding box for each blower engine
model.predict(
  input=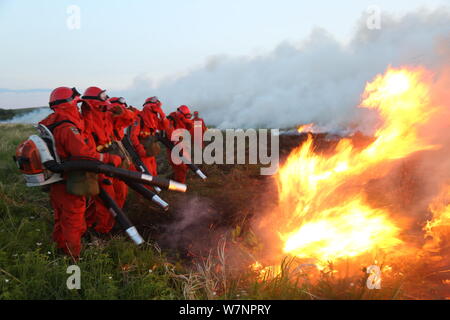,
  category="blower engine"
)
[14,124,63,187]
